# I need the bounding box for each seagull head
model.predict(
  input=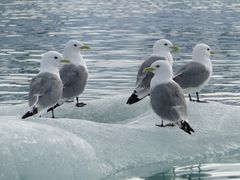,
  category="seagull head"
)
[192,43,214,60]
[41,51,64,68]
[40,51,69,74]
[64,40,90,53]
[63,40,90,65]
[153,39,179,55]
